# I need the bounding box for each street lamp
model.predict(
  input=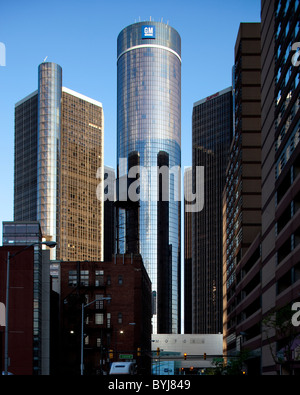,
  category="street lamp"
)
[80,296,111,375]
[4,240,57,375]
